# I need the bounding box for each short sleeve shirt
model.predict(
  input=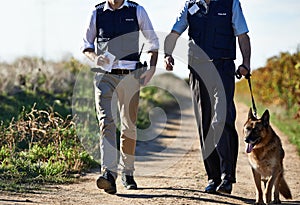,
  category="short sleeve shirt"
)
[172,0,249,36]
